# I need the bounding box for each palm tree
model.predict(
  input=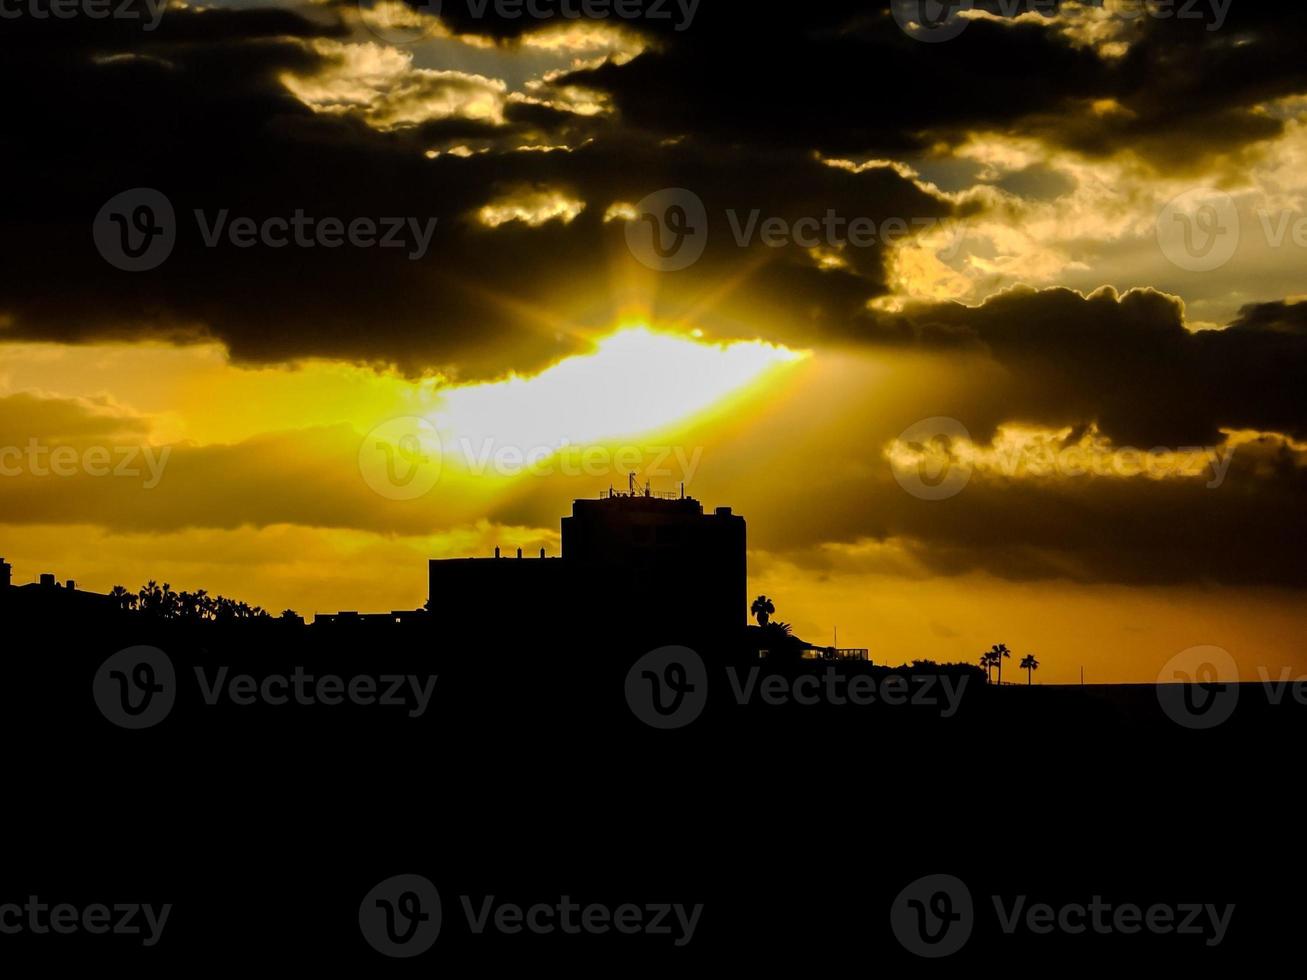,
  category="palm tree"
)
[108,585,136,612]
[1020,654,1040,685]
[750,595,775,627]
[979,650,994,682]
[177,591,202,623]
[989,643,1011,685]
[138,580,164,617]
